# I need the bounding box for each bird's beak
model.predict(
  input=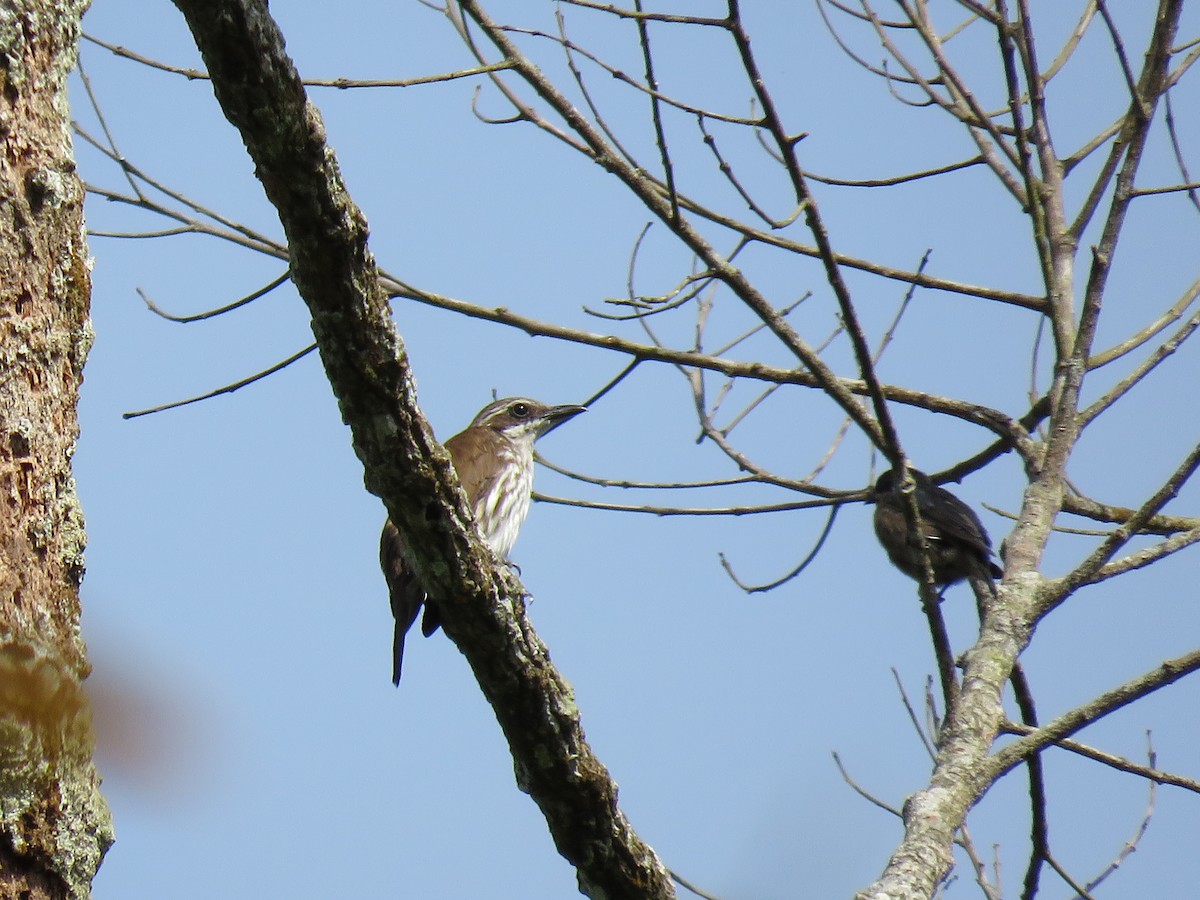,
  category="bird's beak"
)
[540,404,587,435]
